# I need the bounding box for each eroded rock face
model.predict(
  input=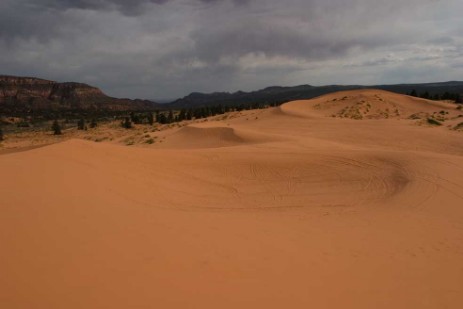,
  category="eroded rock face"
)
[0,75,158,111]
